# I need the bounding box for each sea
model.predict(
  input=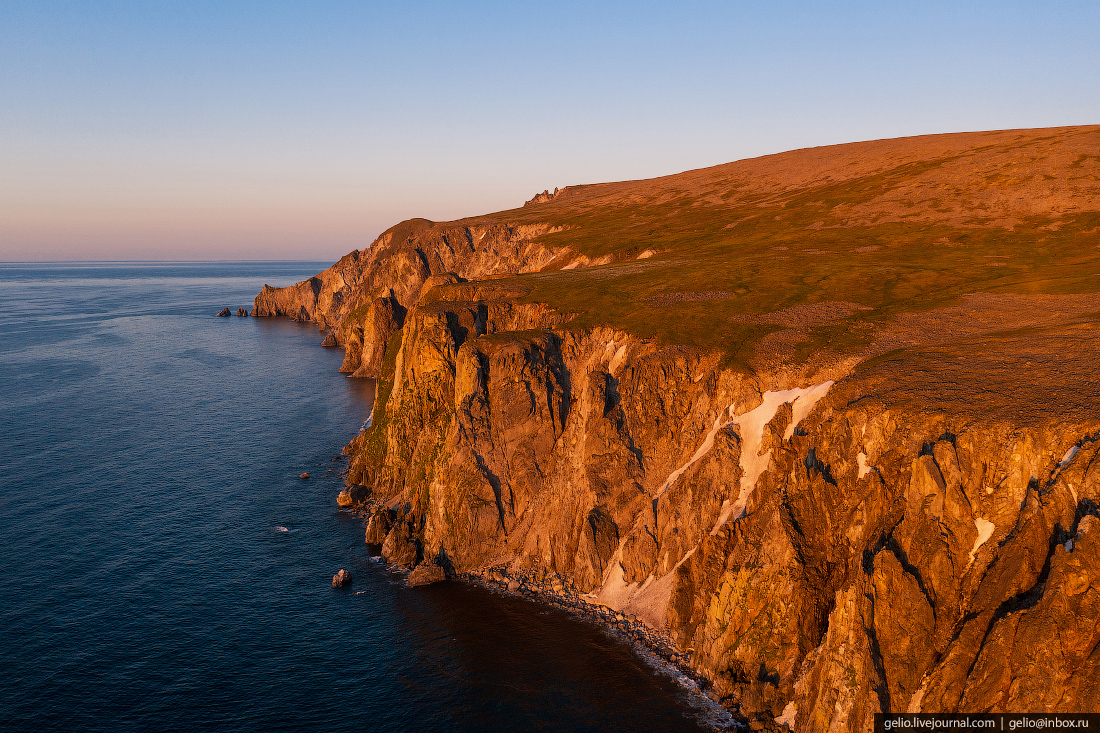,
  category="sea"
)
[0,262,726,732]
